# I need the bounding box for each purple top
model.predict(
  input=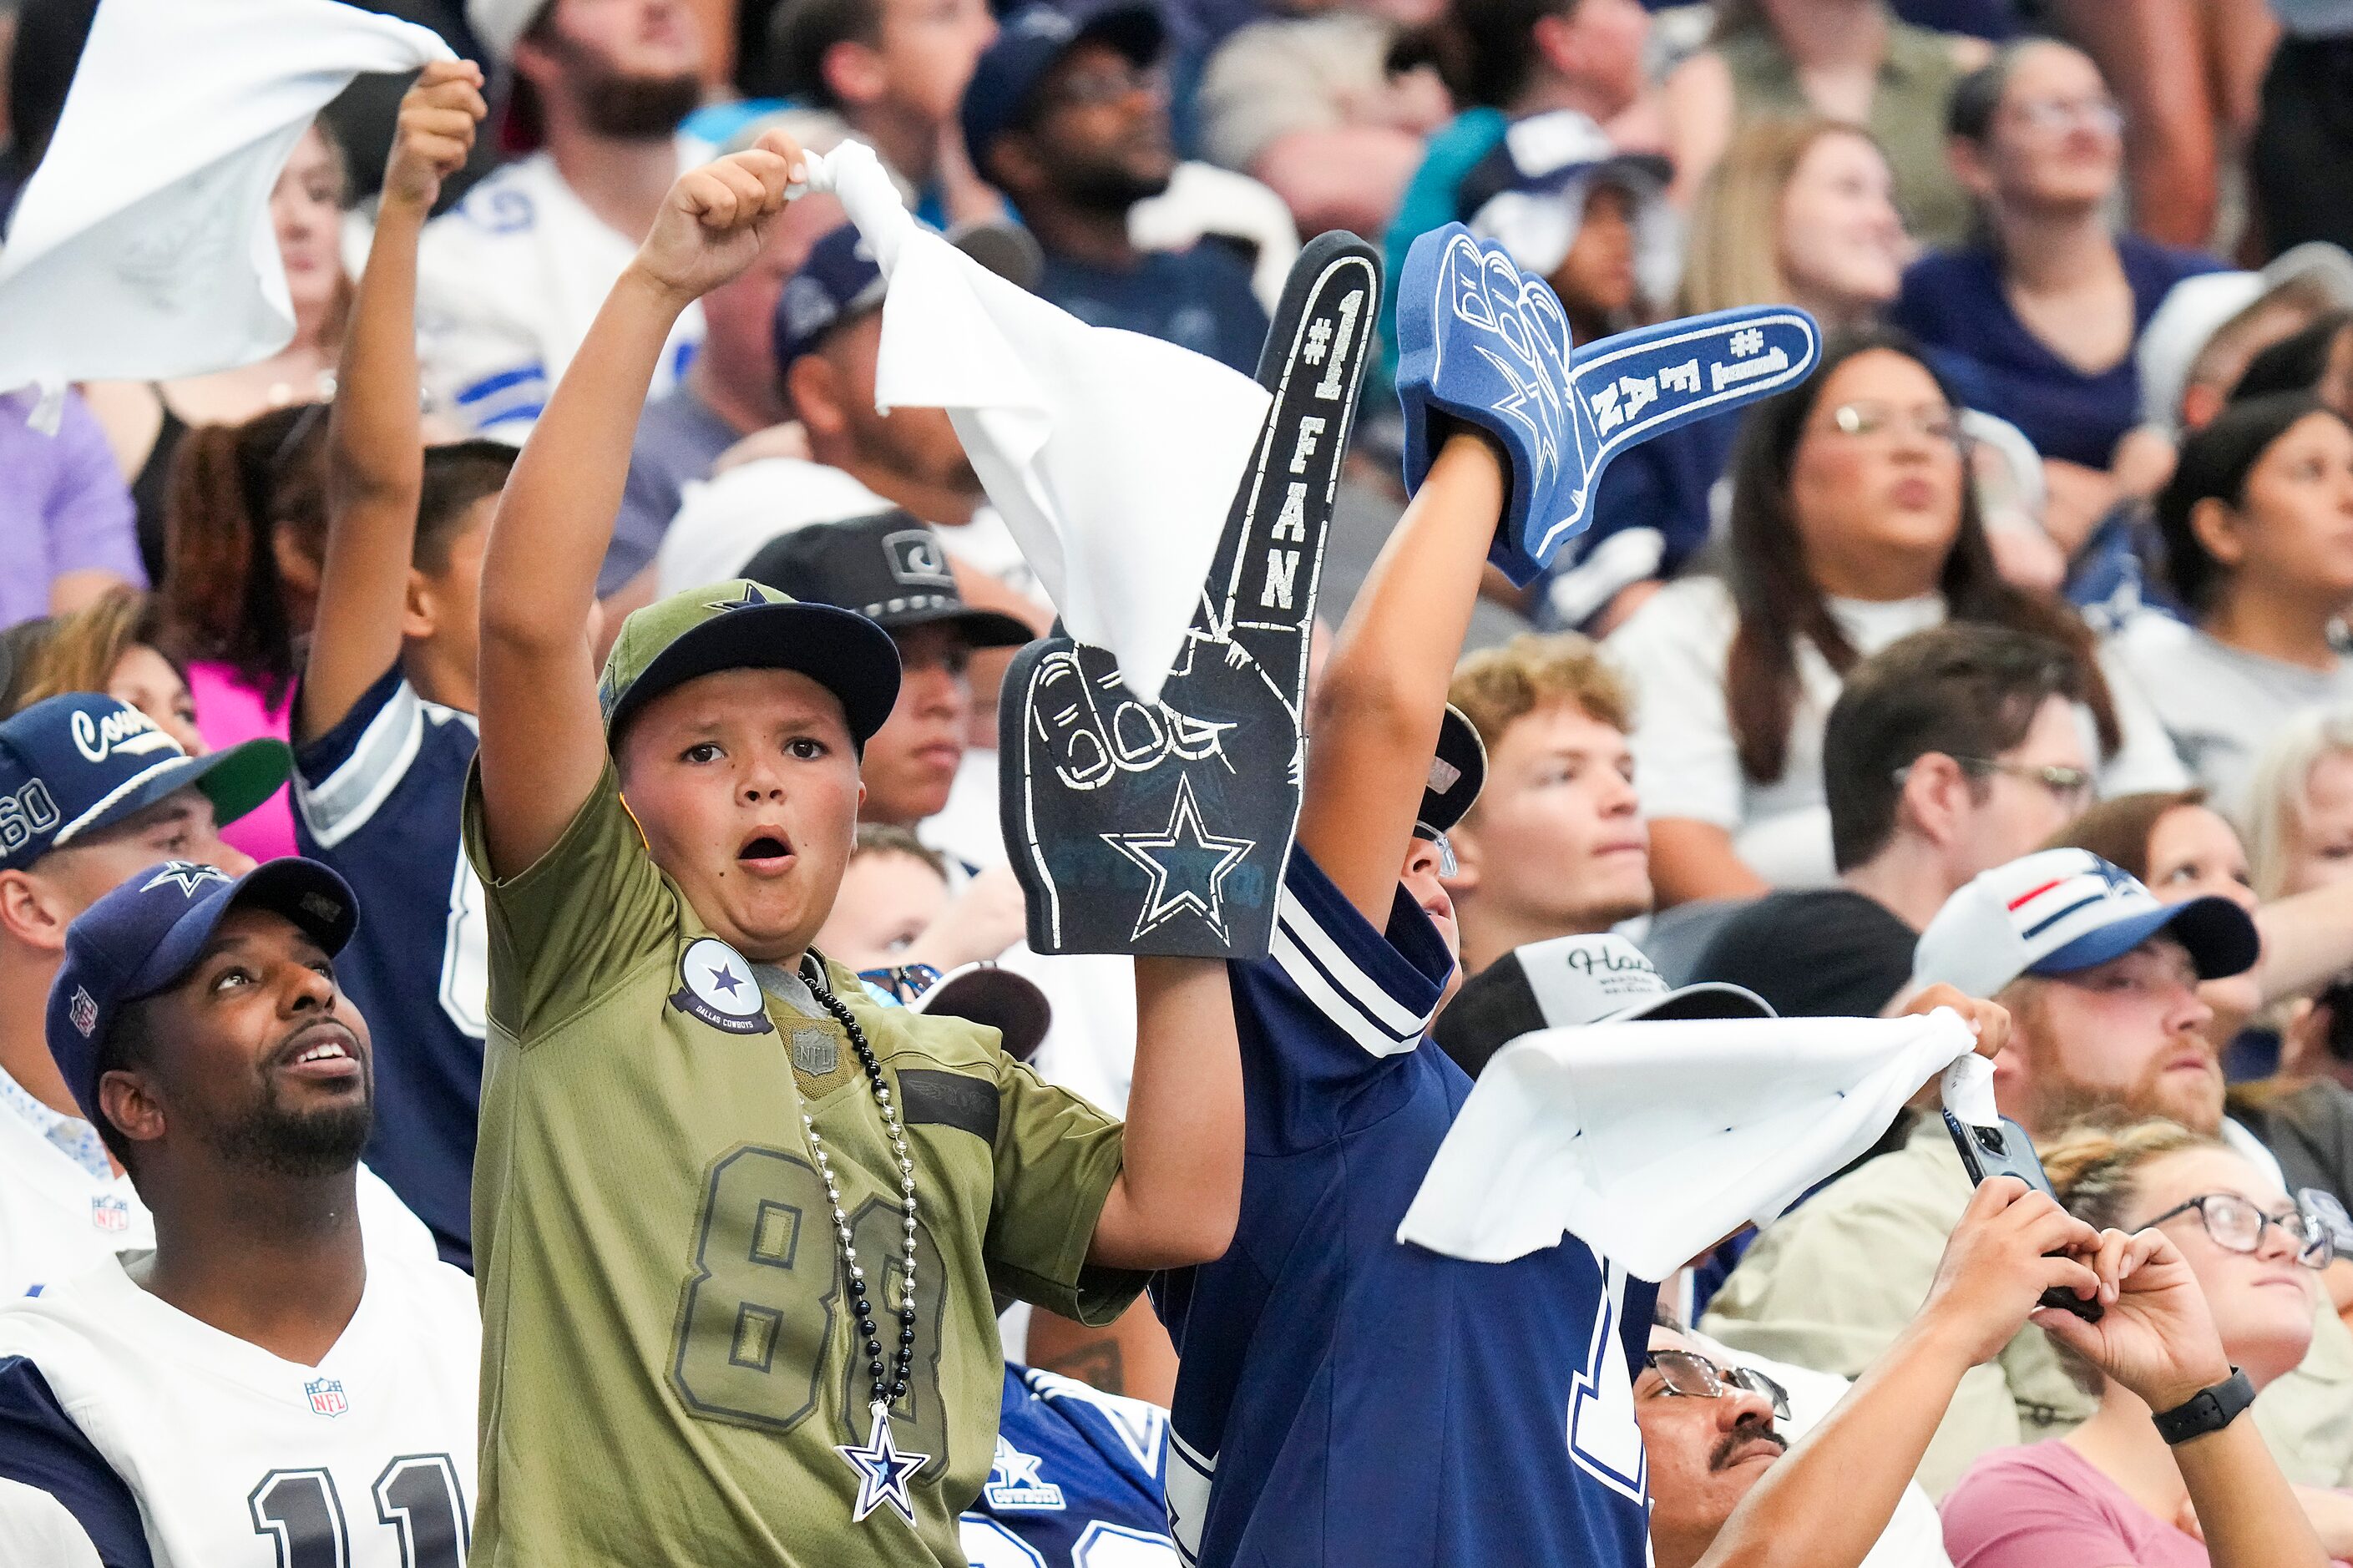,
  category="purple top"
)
[0,389,144,630]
